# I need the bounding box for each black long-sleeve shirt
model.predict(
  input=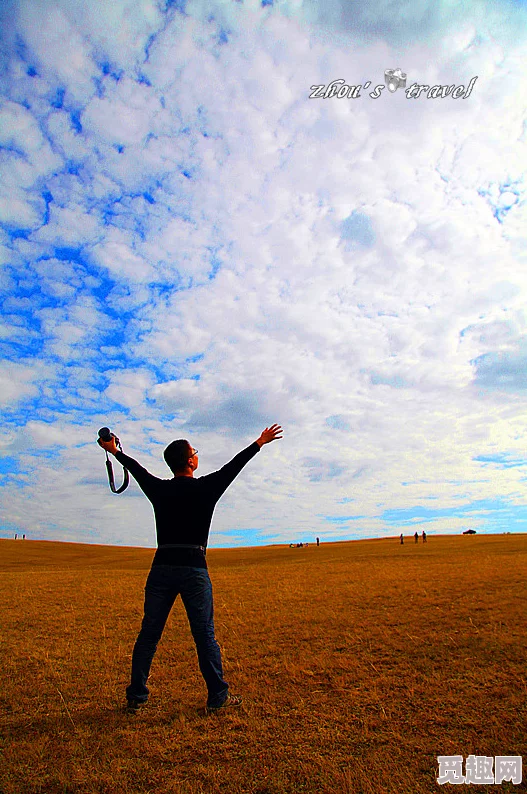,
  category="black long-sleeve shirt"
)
[115,442,260,568]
